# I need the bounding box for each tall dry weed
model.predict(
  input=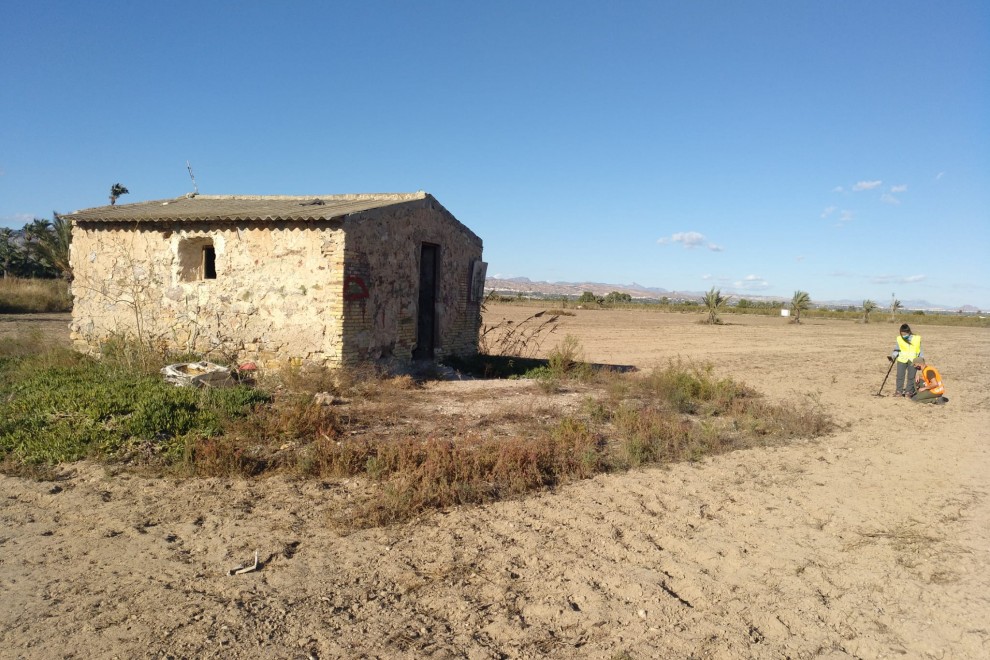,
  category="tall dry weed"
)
[479,303,561,357]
